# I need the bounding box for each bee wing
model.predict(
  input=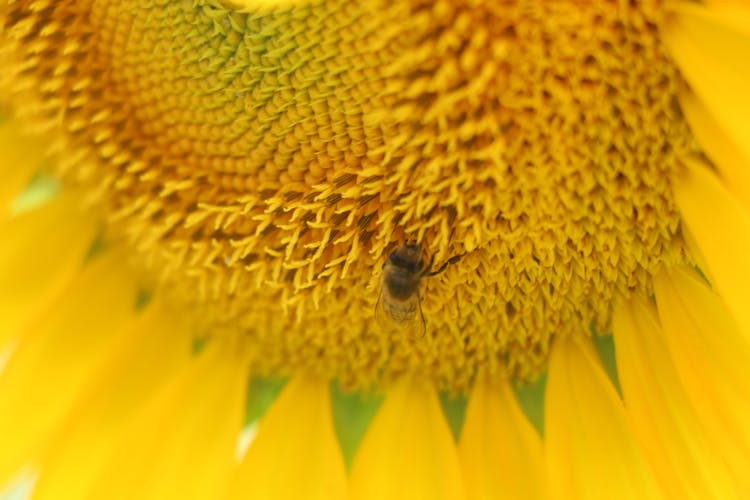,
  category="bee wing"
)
[375,292,426,337]
[399,296,426,337]
[374,289,387,328]
[374,289,401,332]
